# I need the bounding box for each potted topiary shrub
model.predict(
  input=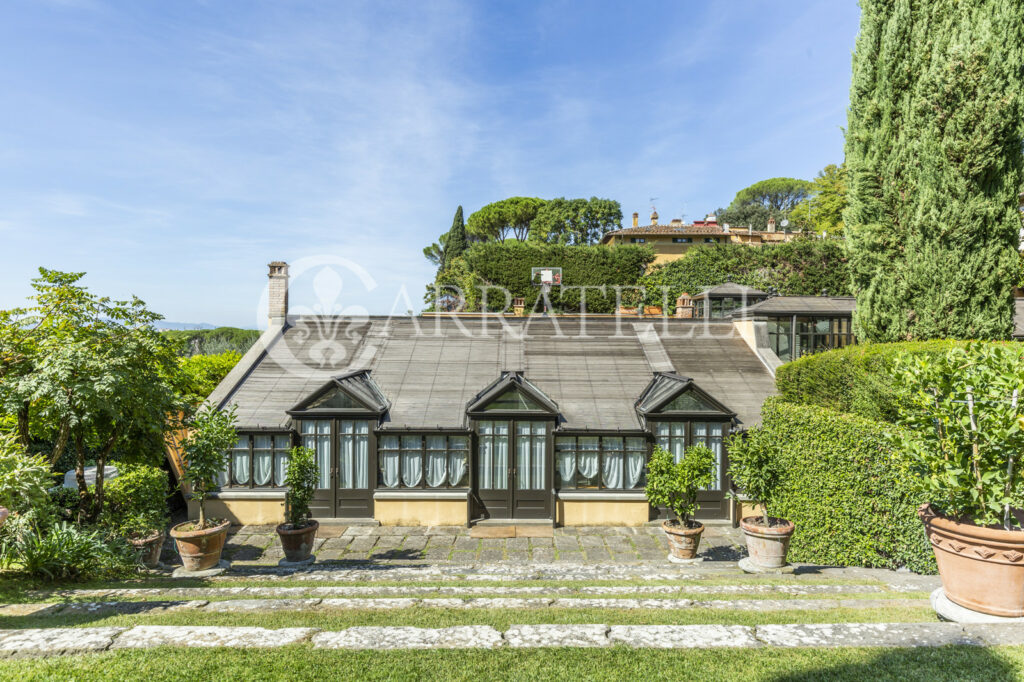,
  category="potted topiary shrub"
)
[101,464,170,569]
[170,404,237,572]
[894,343,1024,618]
[727,431,794,570]
[276,446,320,564]
[645,444,715,562]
